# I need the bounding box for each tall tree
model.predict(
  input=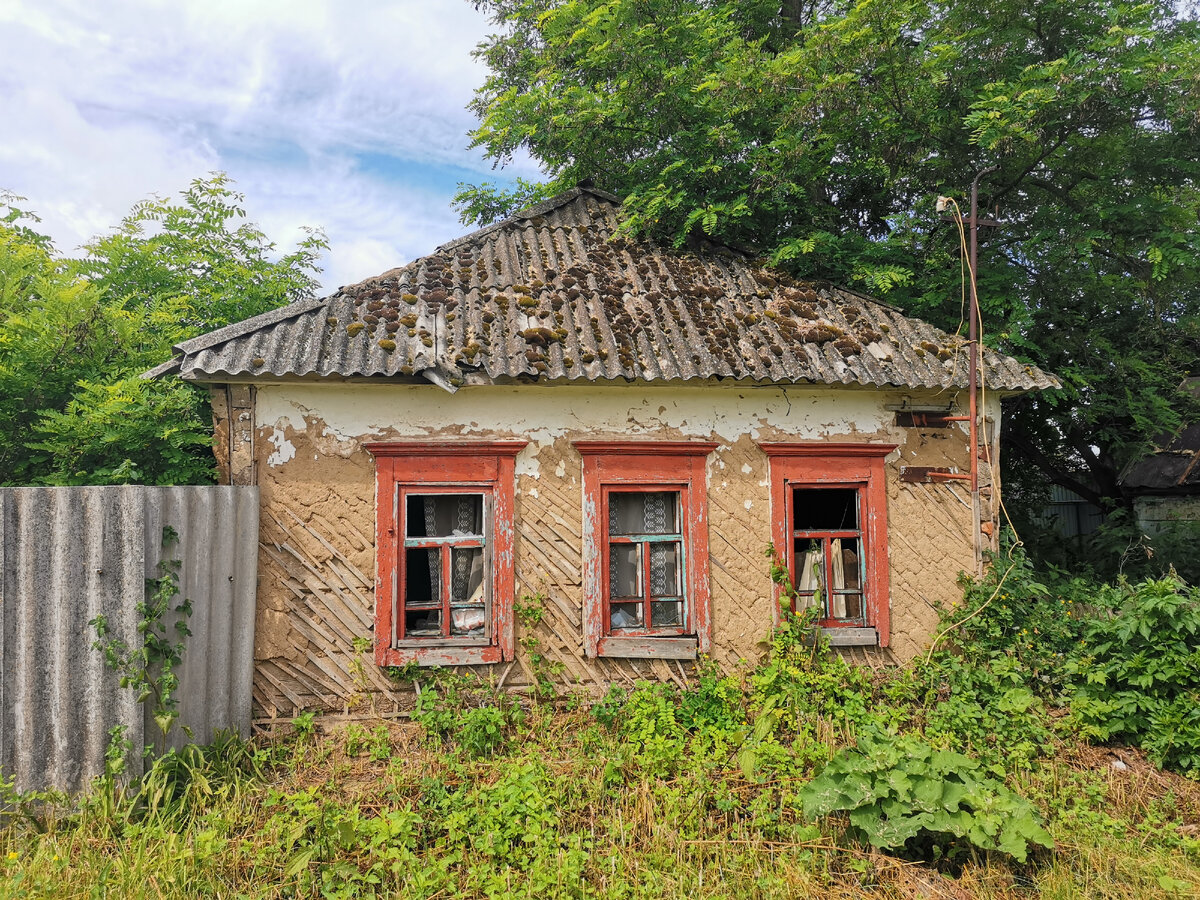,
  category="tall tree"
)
[460,0,1200,512]
[0,175,326,485]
